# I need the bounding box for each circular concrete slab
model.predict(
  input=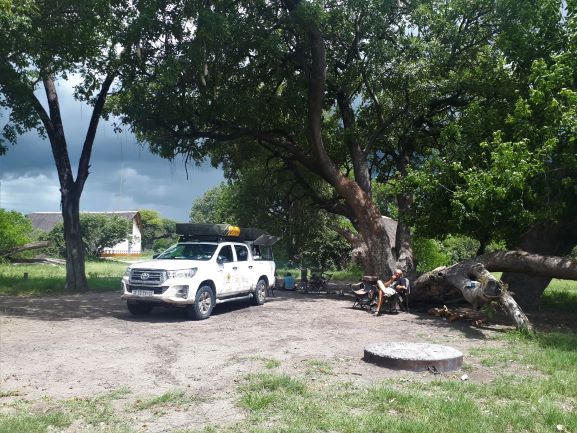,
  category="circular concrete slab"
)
[364,342,463,372]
